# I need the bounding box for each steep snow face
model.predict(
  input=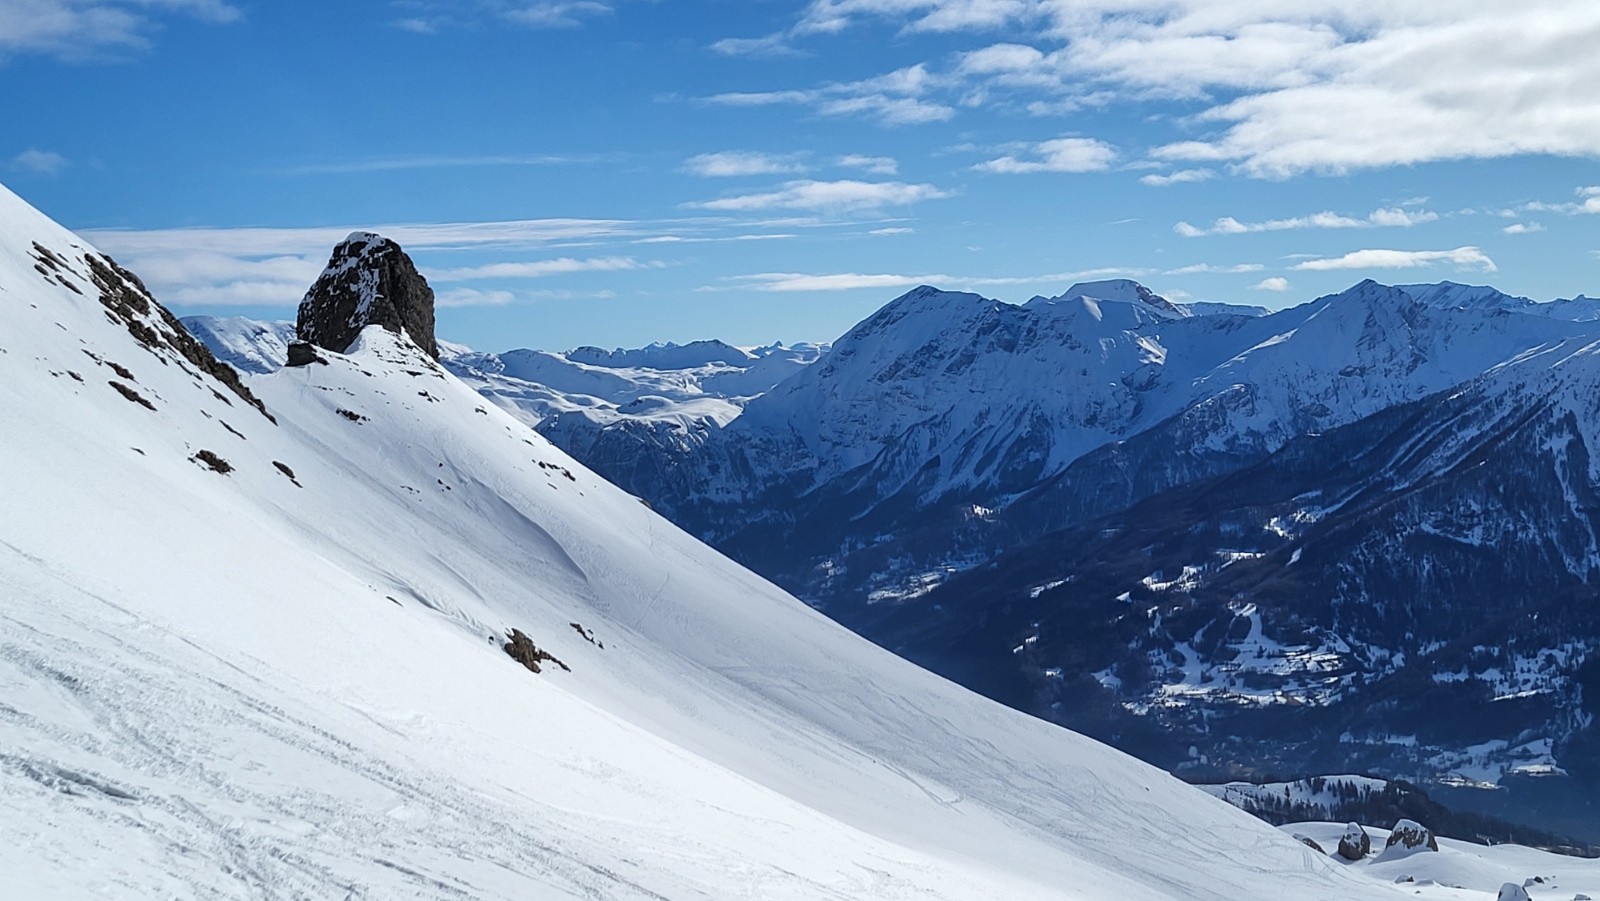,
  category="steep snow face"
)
[0,183,1408,898]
